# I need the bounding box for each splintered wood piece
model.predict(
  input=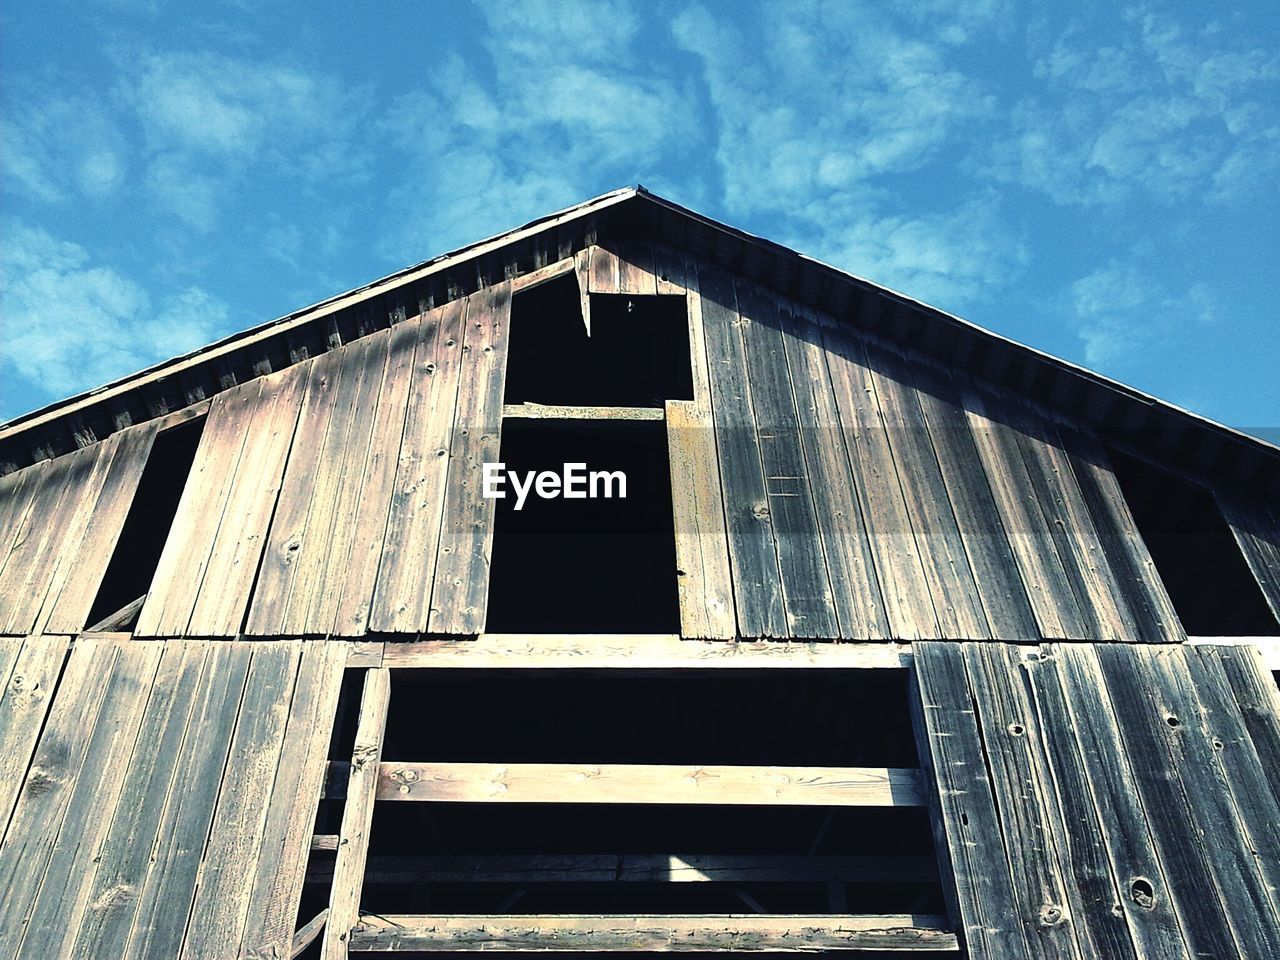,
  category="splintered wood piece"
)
[322,667,391,959]
[348,914,960,952]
